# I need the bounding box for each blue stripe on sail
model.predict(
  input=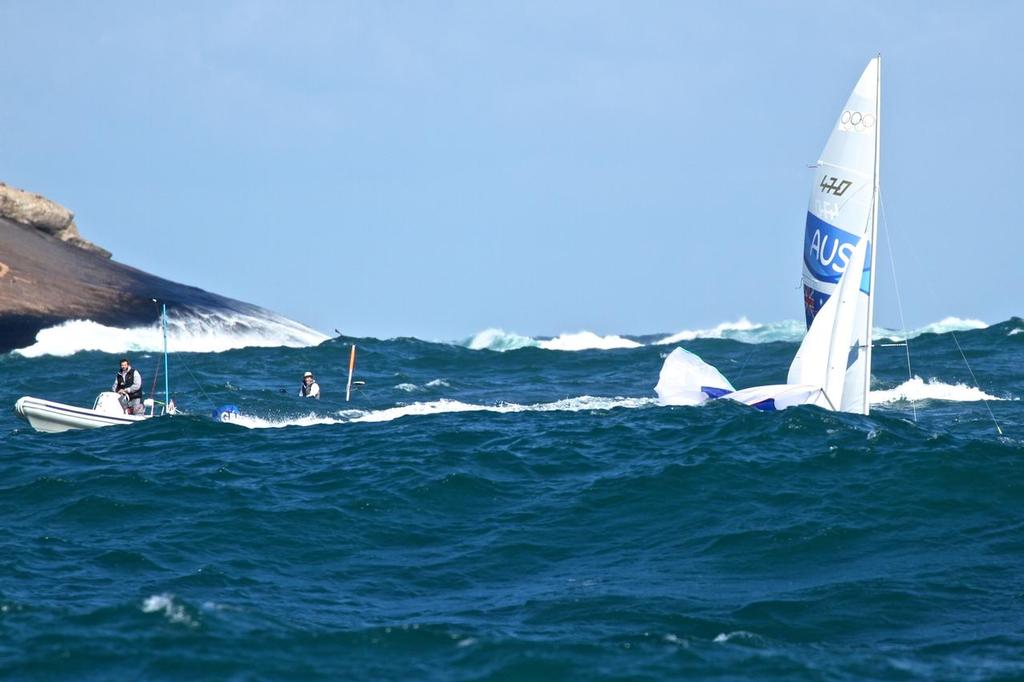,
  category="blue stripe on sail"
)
[802,212,872,328]
[701,386,733,399]
[804,212,860,286]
